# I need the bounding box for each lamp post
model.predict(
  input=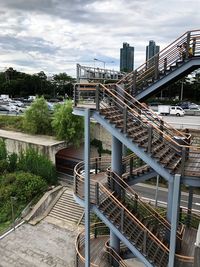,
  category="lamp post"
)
[11,196,17,230]
[94,58,114,70]
[94,58,106,69]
